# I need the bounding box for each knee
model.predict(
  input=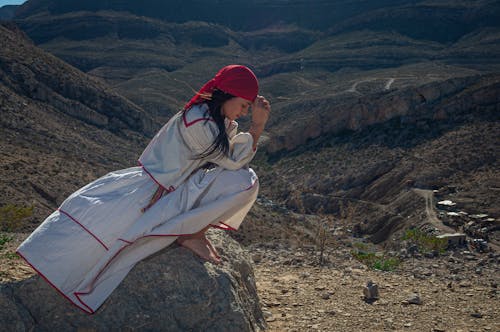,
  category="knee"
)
[220,168,258,192]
